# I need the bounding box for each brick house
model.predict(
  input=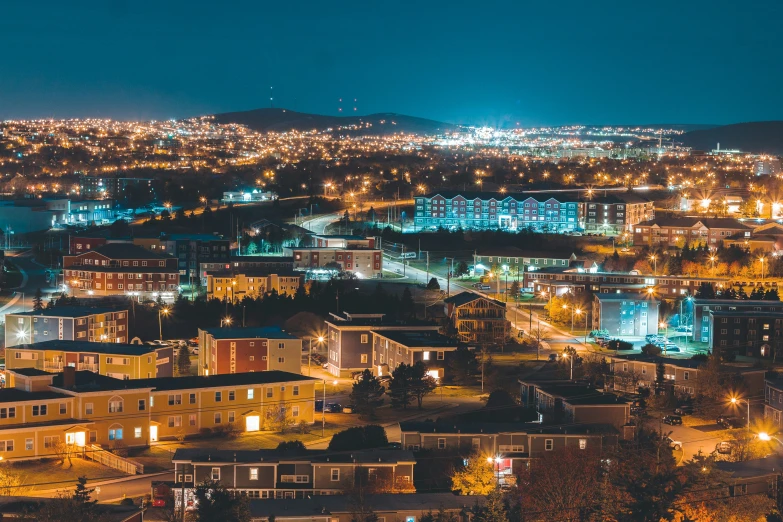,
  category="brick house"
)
[197,327,302,376]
